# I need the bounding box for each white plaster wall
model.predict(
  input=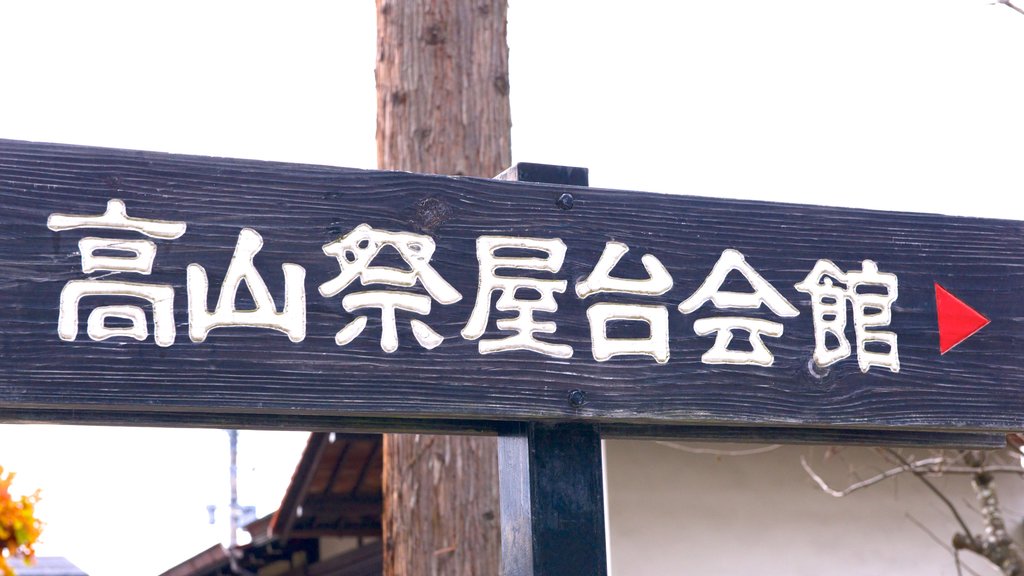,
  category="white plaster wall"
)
[605,440,1024,576]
